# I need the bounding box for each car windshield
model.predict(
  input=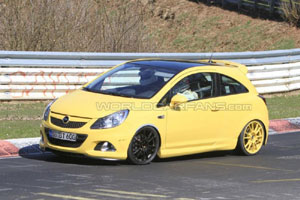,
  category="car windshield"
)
[83,61,183,99]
